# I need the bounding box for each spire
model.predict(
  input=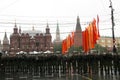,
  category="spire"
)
[4,31,7,39]
[32,26,35,31]
[15,19,17,28]
[56,21,60,40]
[47,22,49,28]
[56,21,59,32]
[3,31,9,51]
[74,16,82,47]
[75,16,82,31]
[13,20,18,34]
[46,22,50,34]
[3,31,9,44]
